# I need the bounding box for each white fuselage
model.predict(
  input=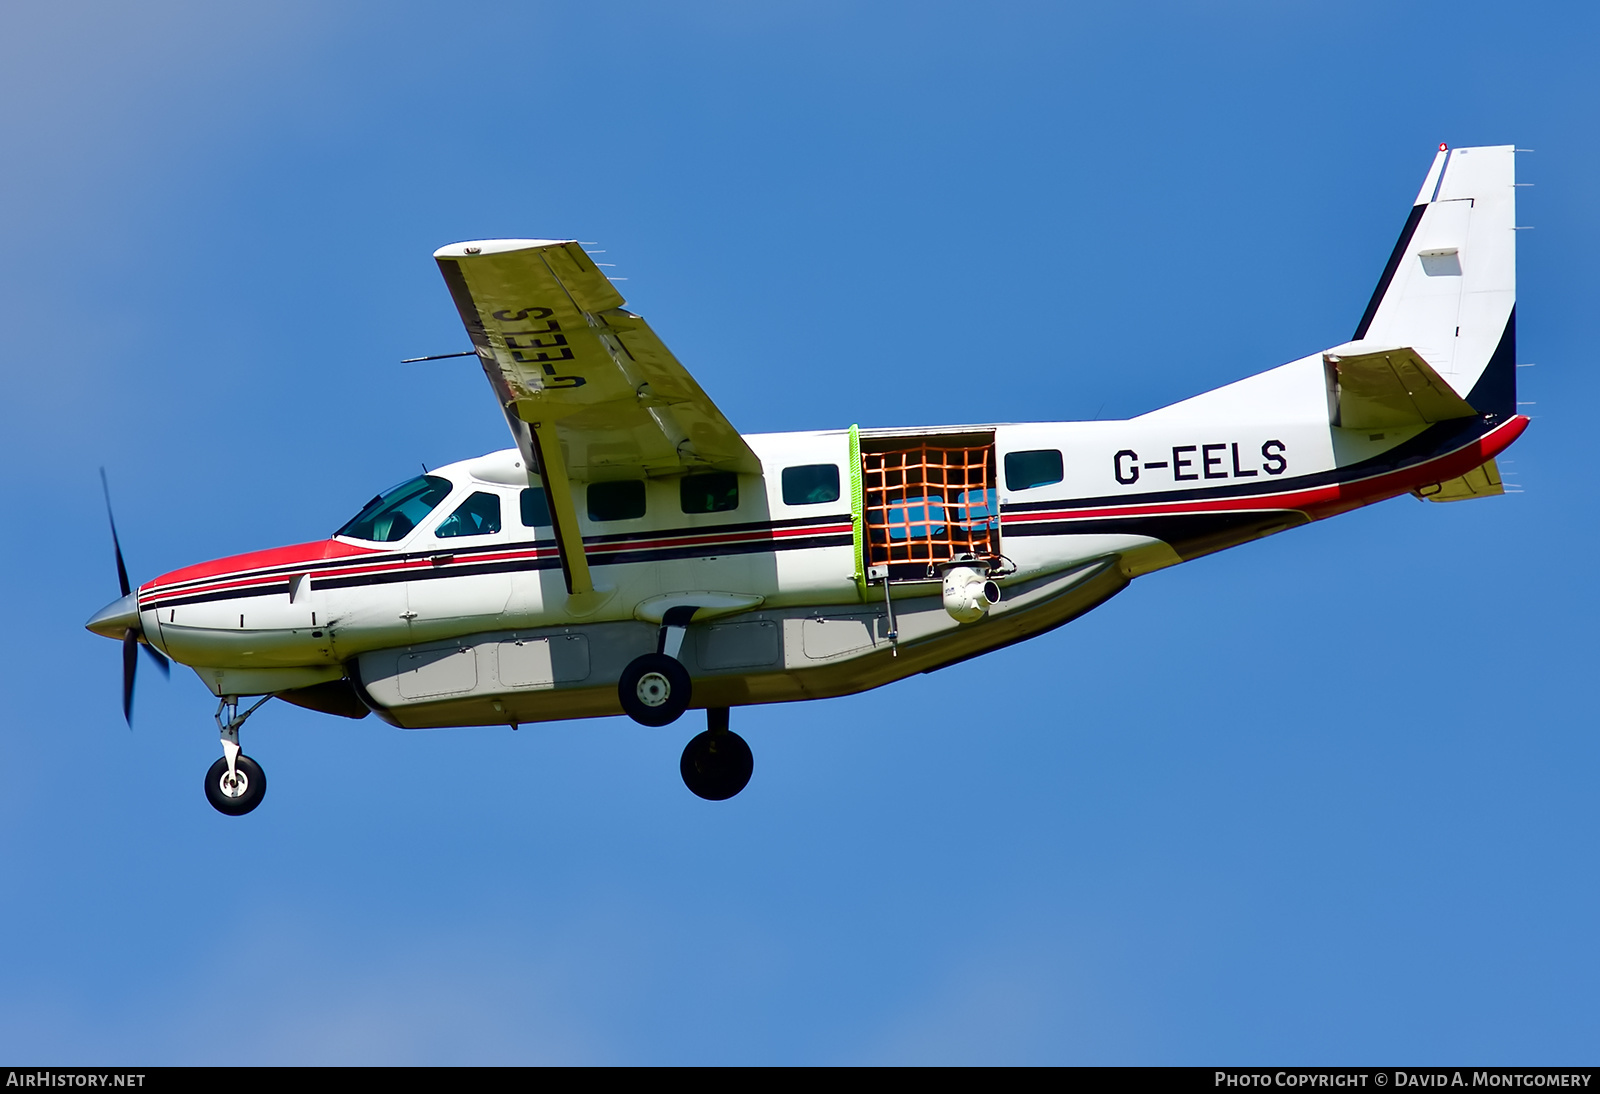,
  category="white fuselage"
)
[132,345,1524,729]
